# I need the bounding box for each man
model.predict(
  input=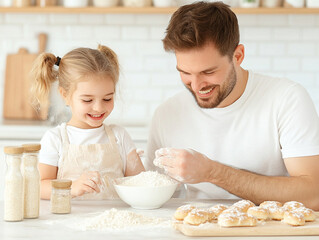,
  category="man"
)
[146,1,319,210]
